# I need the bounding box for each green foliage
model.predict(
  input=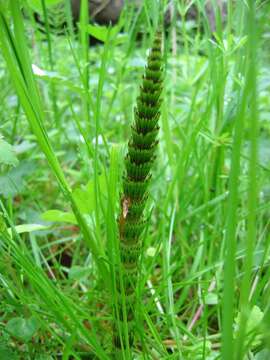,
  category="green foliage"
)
[0,0,269,358]
[0,161,36,198]
[7,223,49,235]
[234,305,264,349]
[0,344,18,360]
[0,135,18,167]
[86,24,125,43]
[27,0,63,12]
[41,209,77,224]
[6,316,40,342]
[0,0,108,280]
[41,174,107,224]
